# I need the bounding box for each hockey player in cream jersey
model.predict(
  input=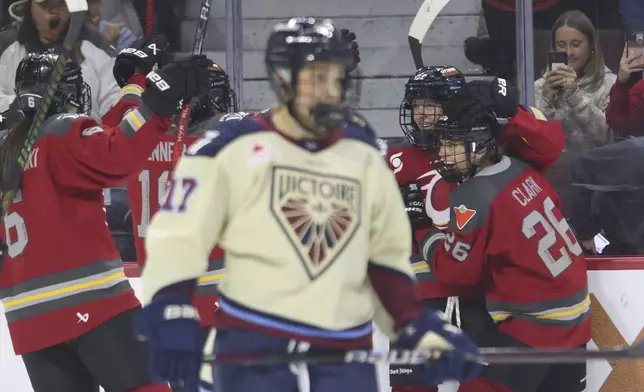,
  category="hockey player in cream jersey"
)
[137,17,481,392]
